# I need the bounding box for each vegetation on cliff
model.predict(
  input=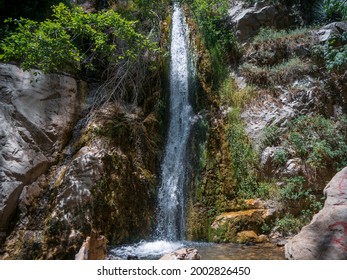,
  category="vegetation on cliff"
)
[185,0,347,242]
